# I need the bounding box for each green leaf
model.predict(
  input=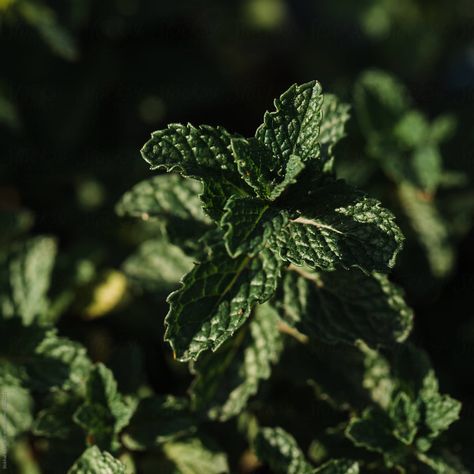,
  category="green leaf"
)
[163,436,229,474]
[164,242,282,361]
[122,396,196,450]
[73,364,135,451]
[67,446,125,474]
[278,267,412,347]
[18,1,78,61]
[256,81,324,164]
[0,319,91,391]
[345,407,402,463]
[190,302,283,421]
[221,196,288,257]
[398,183,454,277]
[419,371,461,439]
[0,376,33,450]
[116,174,210,226]
[389,392,420,445]
[141,123,240,180]
[122,238,194,292]
[354,70,410,136]
[33,390,83,440]
[314,459,359,474]
[276,195,404,273]
[1,236,57,325]
[319,94,351,171]
[231,138,305,200]
[254,427,314,474]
